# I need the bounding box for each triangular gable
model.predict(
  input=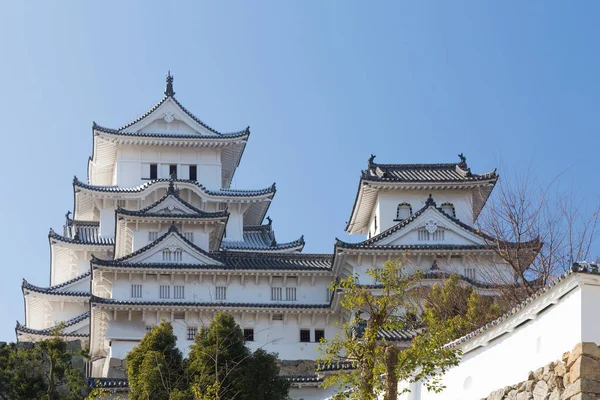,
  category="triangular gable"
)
[146,194,202,215]
[122,97,217,136]
[123,228,223,265]
[377,207,487,247]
